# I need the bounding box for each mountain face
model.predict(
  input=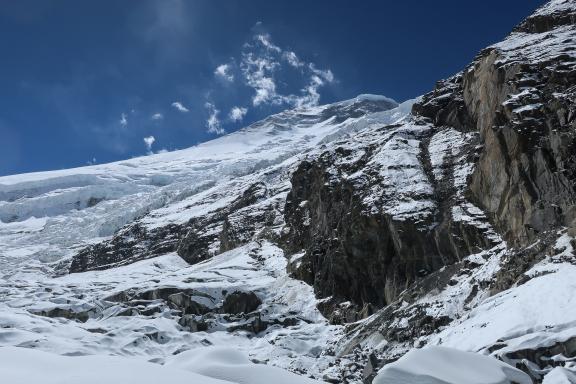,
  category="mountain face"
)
[1,1,576,384]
